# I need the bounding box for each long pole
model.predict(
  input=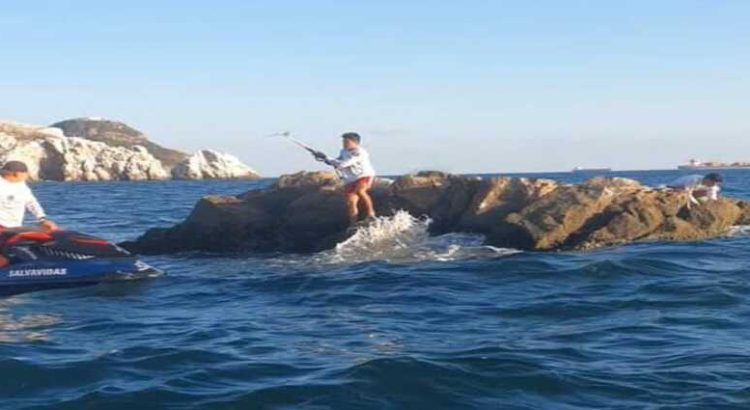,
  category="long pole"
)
[272,132,321,155]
